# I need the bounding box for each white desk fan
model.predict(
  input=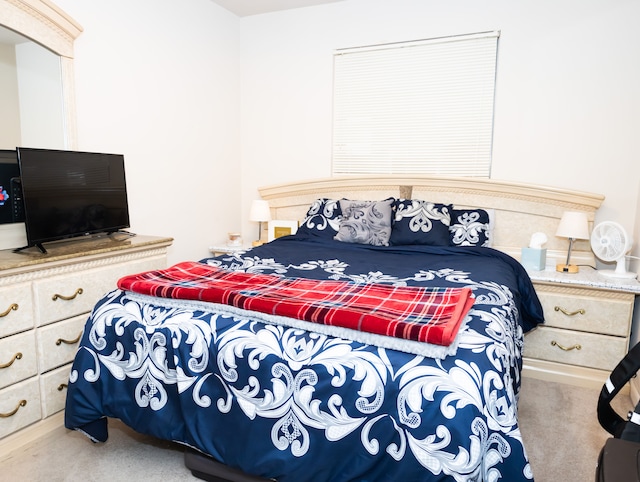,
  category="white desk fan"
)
[590,221,637,279]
